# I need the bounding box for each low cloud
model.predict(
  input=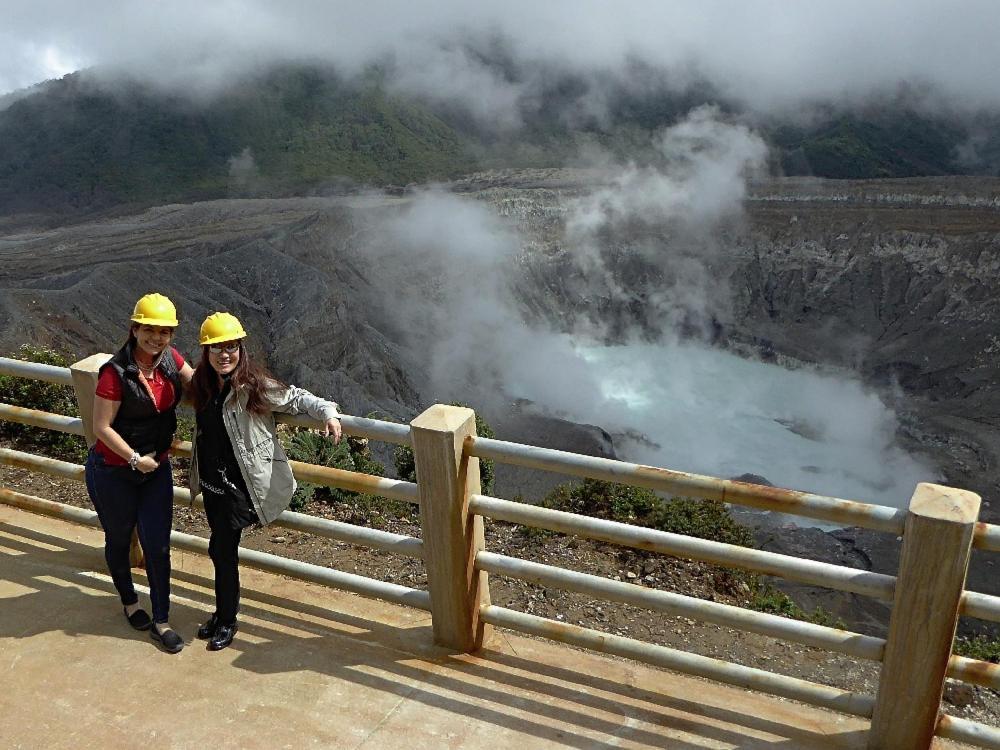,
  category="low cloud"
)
[4,0,1000,120]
